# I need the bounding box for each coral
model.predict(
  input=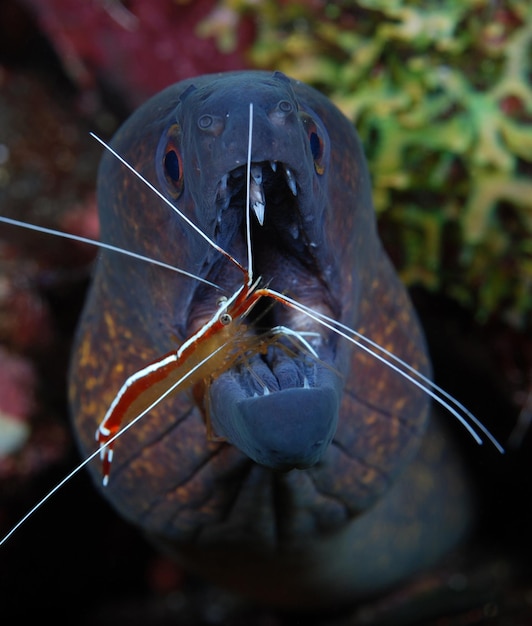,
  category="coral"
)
[19,0,255,109]
[217,0,532,328]
[0,67,97,481]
